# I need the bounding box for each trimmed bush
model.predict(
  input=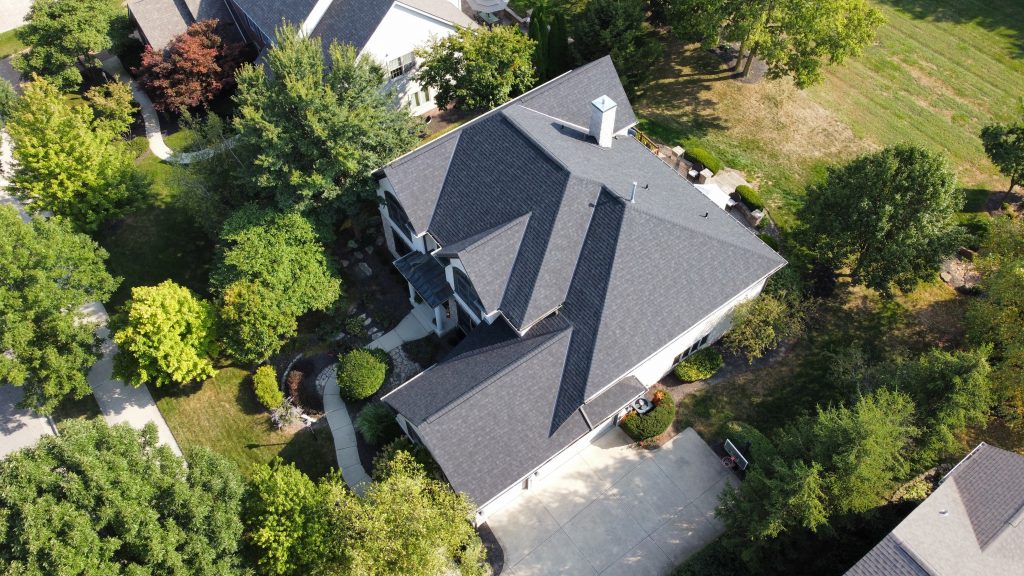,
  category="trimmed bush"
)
[620,391,676,441]
[683,147,723,173]
[337,349,387,400]
[720,420,778,464]
[253,365,283,410]
[674,348,724,382]
[757,232,779,251]
[355,402,402,446]
[735,184,765,211]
